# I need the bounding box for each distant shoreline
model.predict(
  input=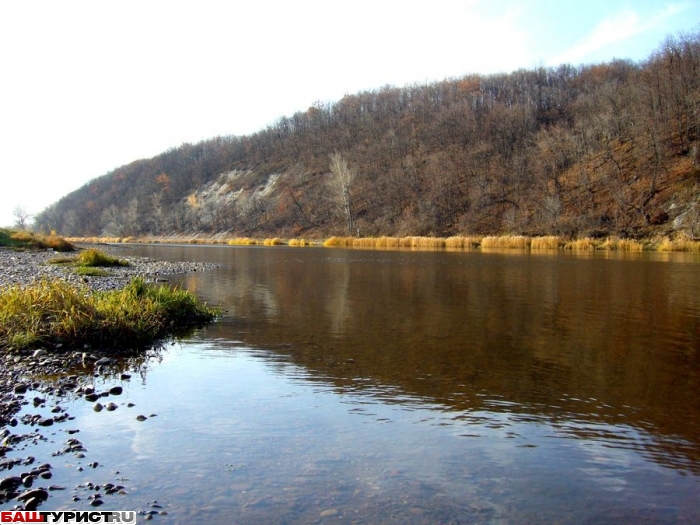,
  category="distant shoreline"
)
[63,234,700,252]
